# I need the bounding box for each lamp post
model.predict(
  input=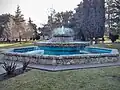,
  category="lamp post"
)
[32,33,35,41]
[19,31,22,44]
[1,25,5,41]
